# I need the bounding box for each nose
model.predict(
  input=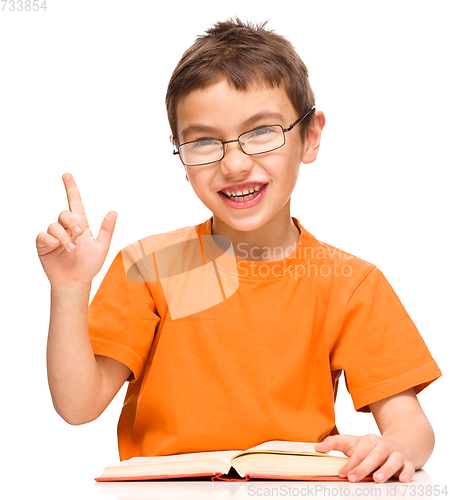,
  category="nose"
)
[220,140,253,176]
